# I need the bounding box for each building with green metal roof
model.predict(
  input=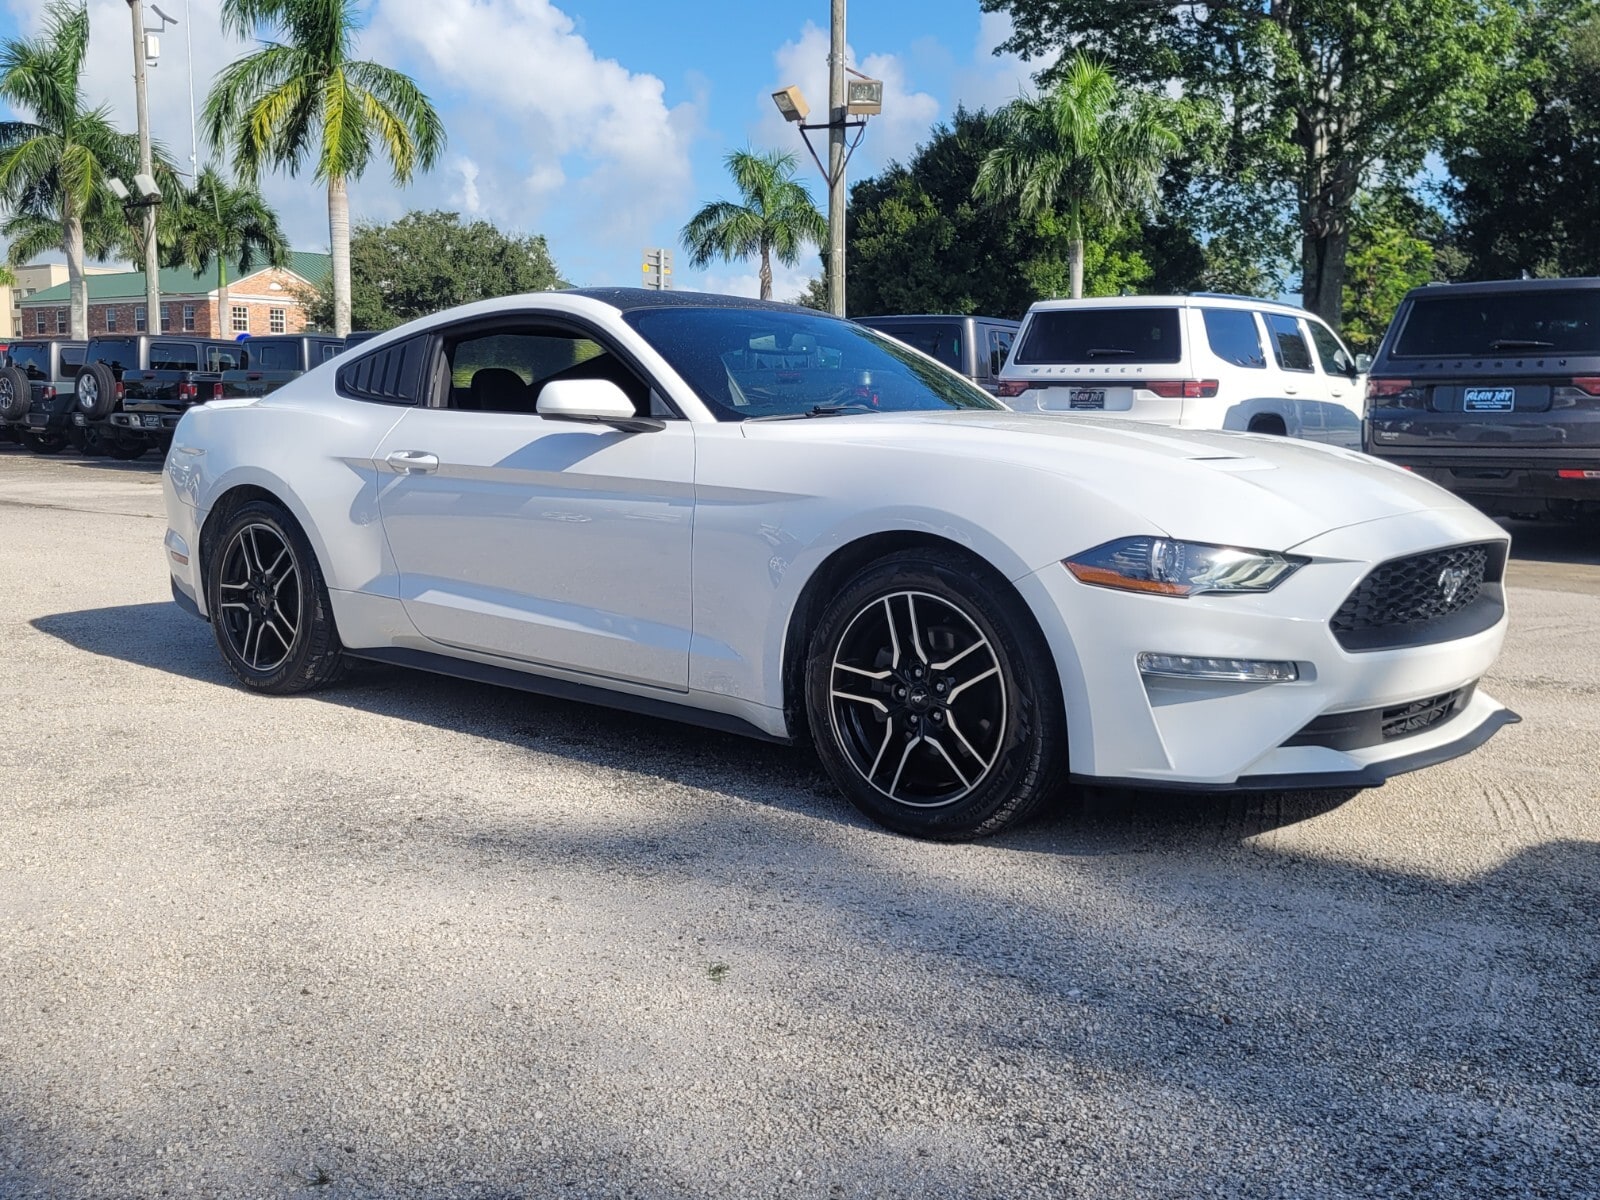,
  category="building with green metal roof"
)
[16,252,332,340]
